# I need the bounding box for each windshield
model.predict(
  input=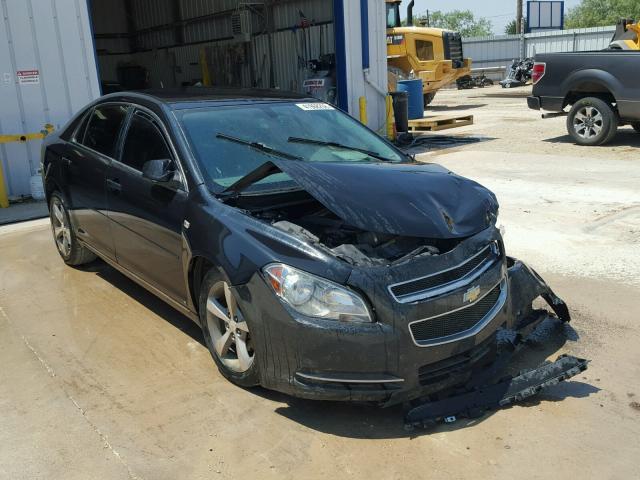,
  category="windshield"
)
[178,101,406,193]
